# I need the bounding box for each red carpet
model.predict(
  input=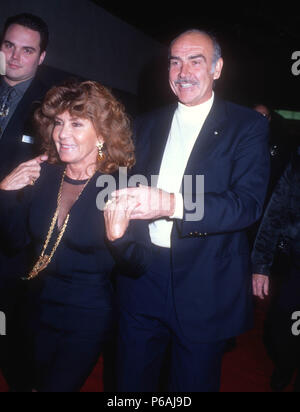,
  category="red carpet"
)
[0,372,8,392]
[221,297,296,392]
[0,299,295,392]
